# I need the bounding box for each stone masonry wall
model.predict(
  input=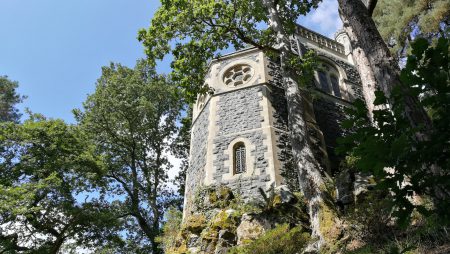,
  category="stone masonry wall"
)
[212,85,271,201]
[313,98,349,173]
[185,102,210,215]
[268,86,298,191]
[312,54,364,174]
[267,44,364,176]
